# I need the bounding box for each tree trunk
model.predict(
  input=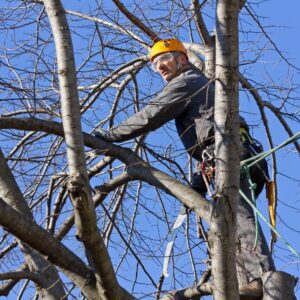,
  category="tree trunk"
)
[204,36,216,79]
[210,0,240,299]
[43,0,134,299]
[262,271,297,300]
